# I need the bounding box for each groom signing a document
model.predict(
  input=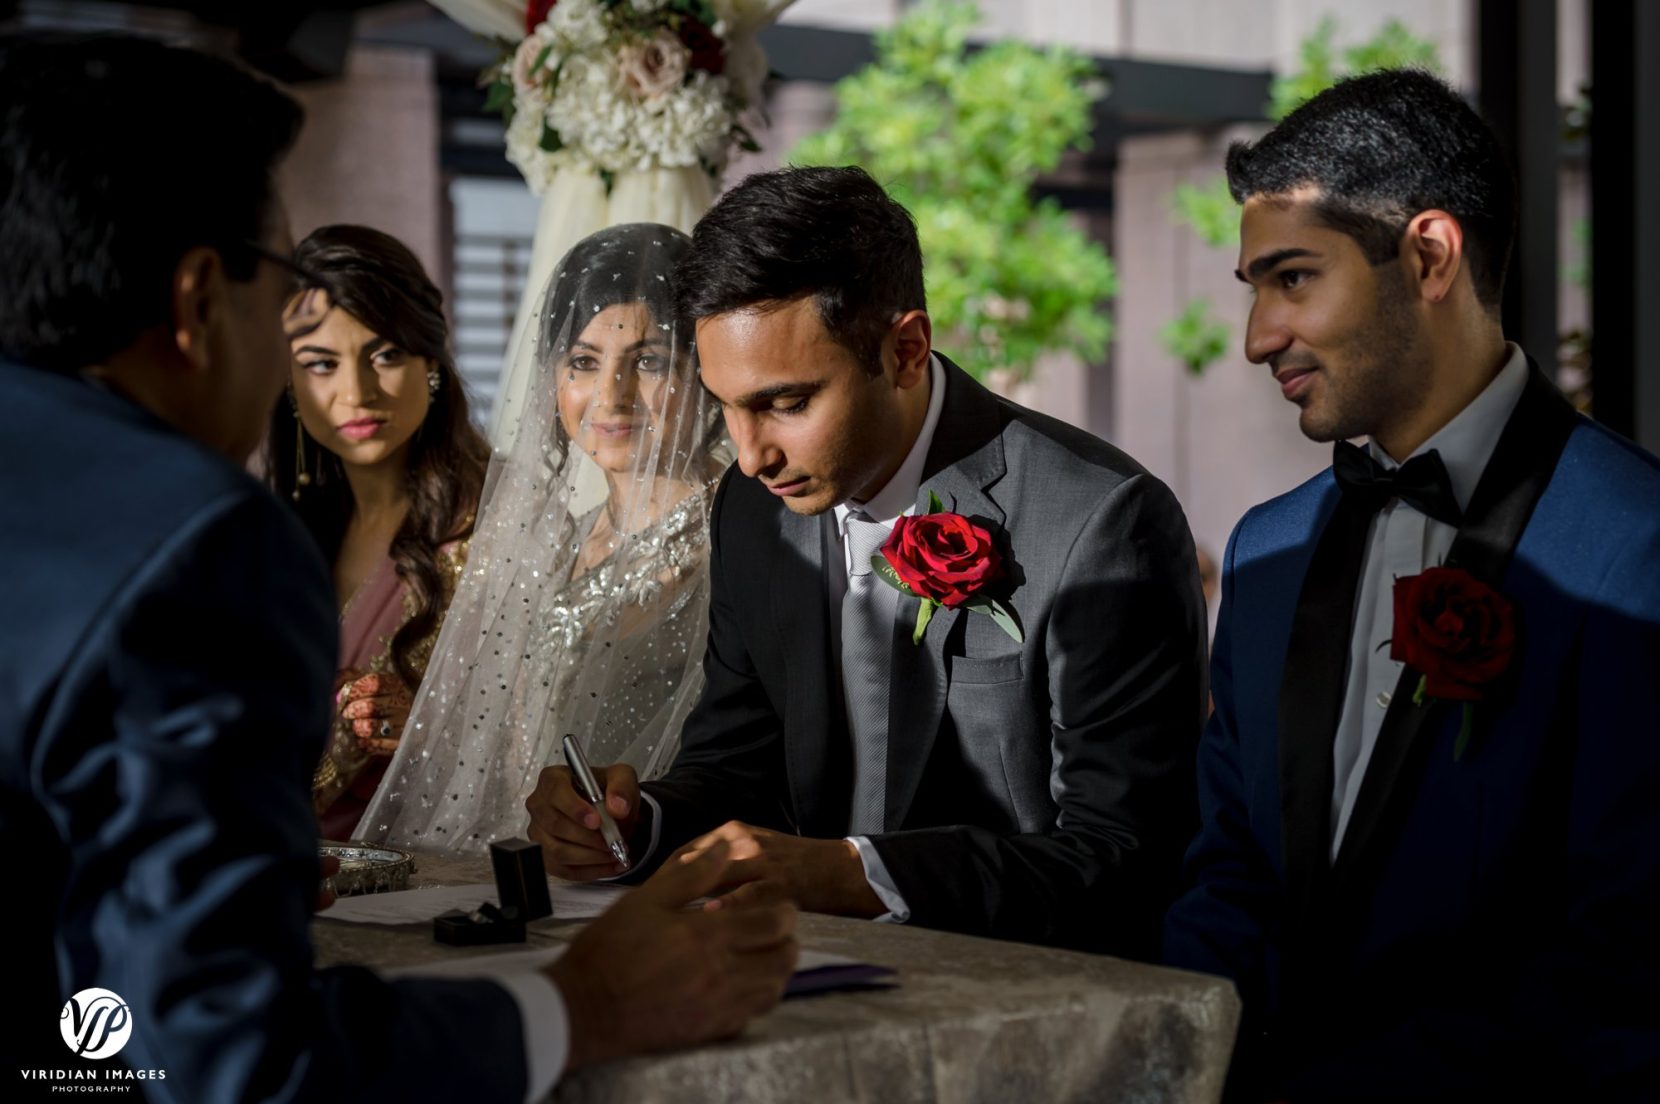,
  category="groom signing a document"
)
[528,166,1207,955]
